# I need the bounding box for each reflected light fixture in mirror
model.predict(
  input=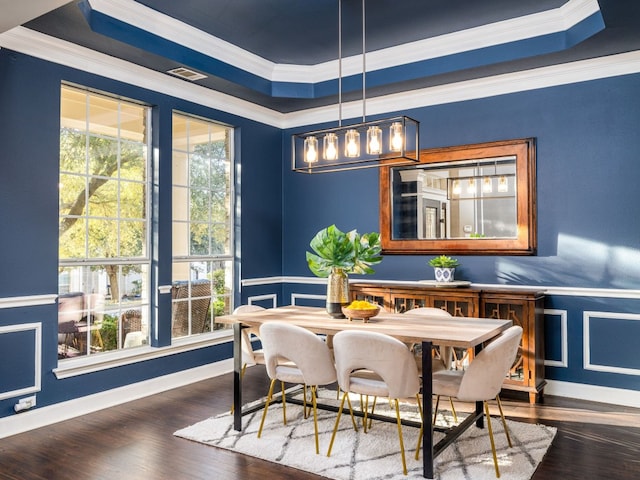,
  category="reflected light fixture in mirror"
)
[380,138,537,255]
[483,176,493,193]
